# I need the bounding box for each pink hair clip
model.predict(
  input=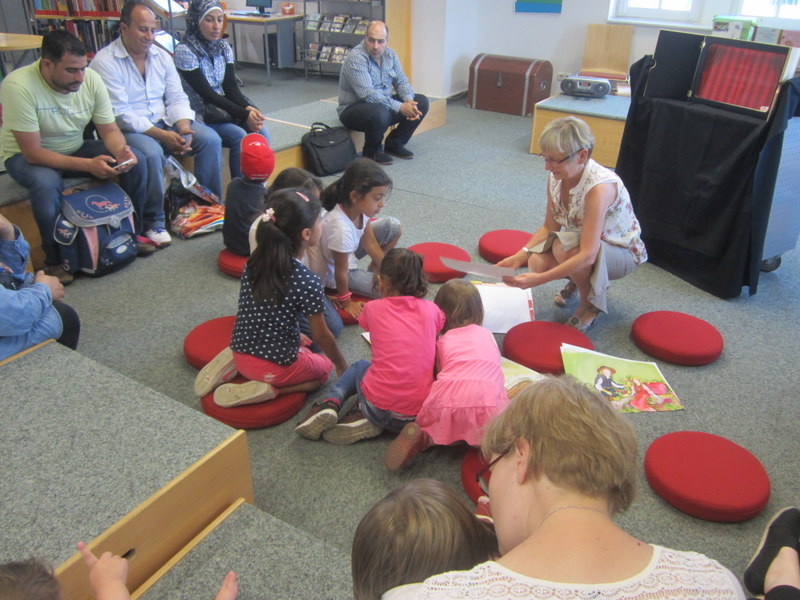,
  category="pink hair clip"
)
[296,192,310,203]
